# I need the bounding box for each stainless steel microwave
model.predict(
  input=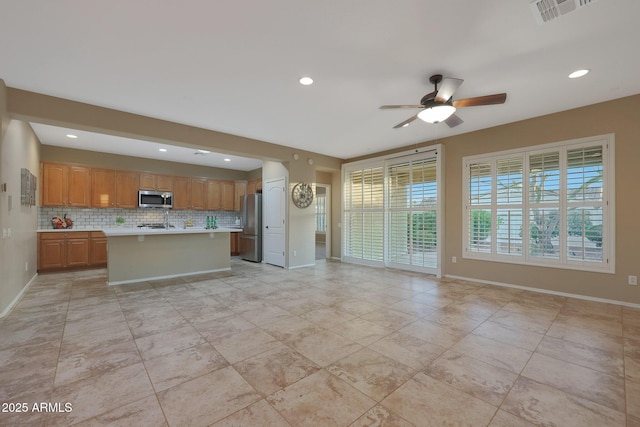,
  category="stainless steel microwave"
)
[138,190,173,208]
